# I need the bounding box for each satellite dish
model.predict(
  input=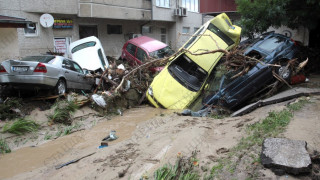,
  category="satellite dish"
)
[40,14,54,28]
